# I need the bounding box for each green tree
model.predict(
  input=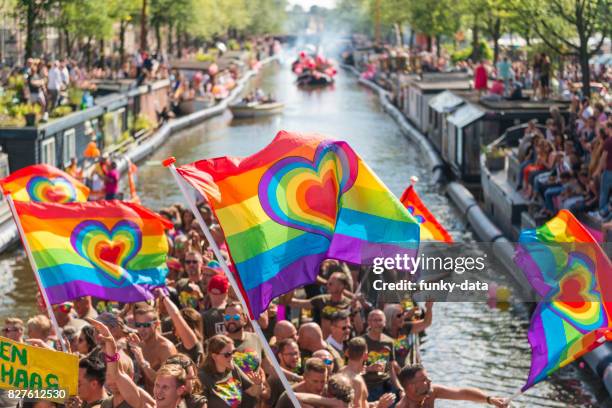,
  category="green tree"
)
[109,0,140,63]
[407,0,462,54]
[16,0,56,59]
[509,0,610,96]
